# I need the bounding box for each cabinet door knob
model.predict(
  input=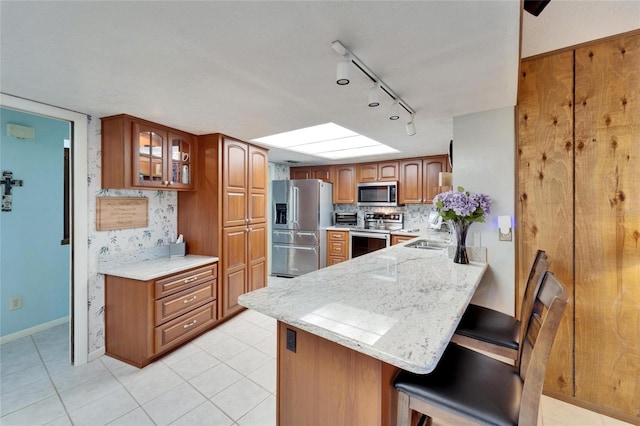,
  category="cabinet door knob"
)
[247,227,252,233]
[163,180,169,185]
[245,218,250,223]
